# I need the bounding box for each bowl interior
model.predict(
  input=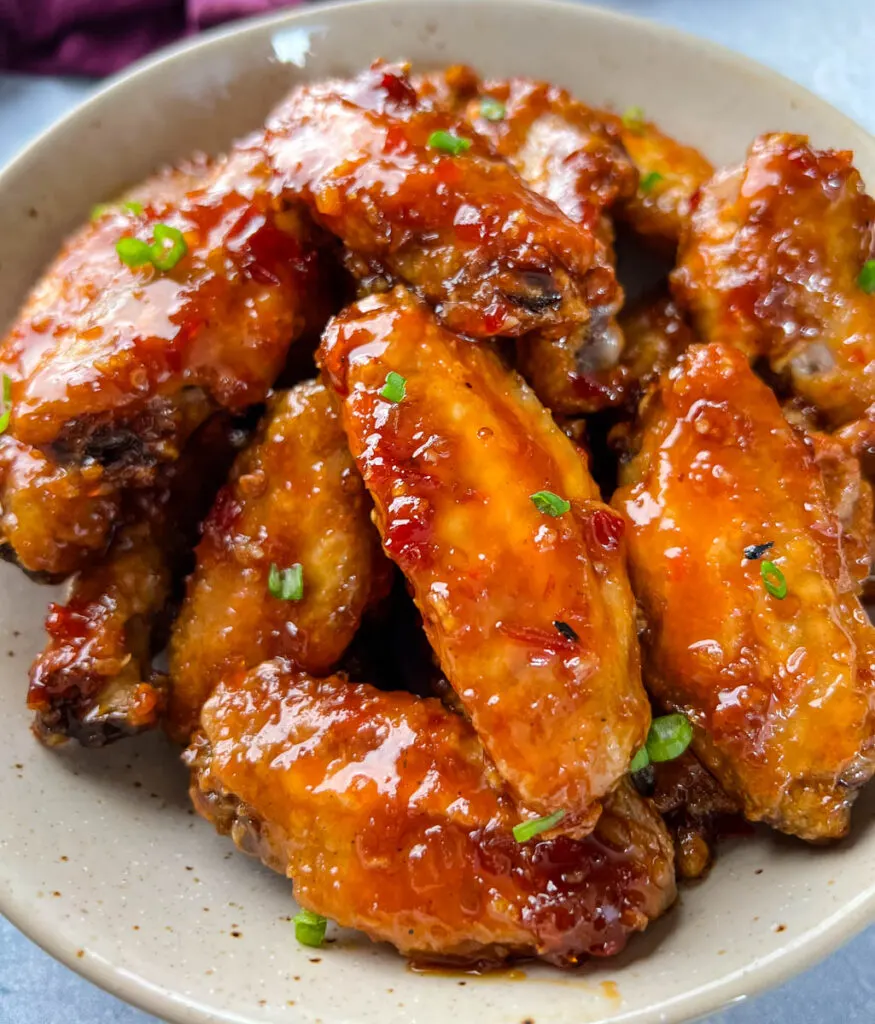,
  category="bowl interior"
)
[1,3,874,1023]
